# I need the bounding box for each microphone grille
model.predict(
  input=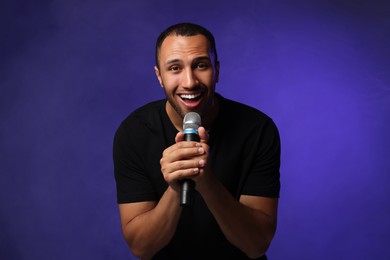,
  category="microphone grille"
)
[183,112,201,130]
